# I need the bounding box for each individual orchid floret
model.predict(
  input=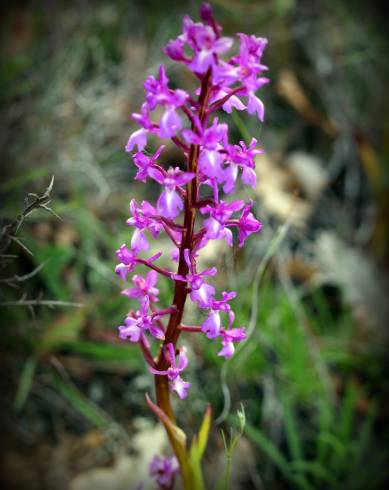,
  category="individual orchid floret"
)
[235,201,262,247]
[179,13,233,74]
[115,245,166,282]
[150,342,188,380]
[183,117,227,179]
[127,199,163,239]
[142,65,189,139]
[121,270,159,303]
[200,199,245,246]
[118,297,165,342]
[174,249,217,308]
[221,137,263,193]
[182,117,227,149]
[212,34,269,120]
[218,327,247,359]
[225,138,262,167]
[149,167,195,219]
[150,343,191,399]
[126,104,157,152]
[133,145,165,182]
[115,244,139,281]
[118,297,176,343]
[149,455,179,488]
[201,291,236,339]
[236,33,268,74]
[165,38,189,63]
[144,65,188,111]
